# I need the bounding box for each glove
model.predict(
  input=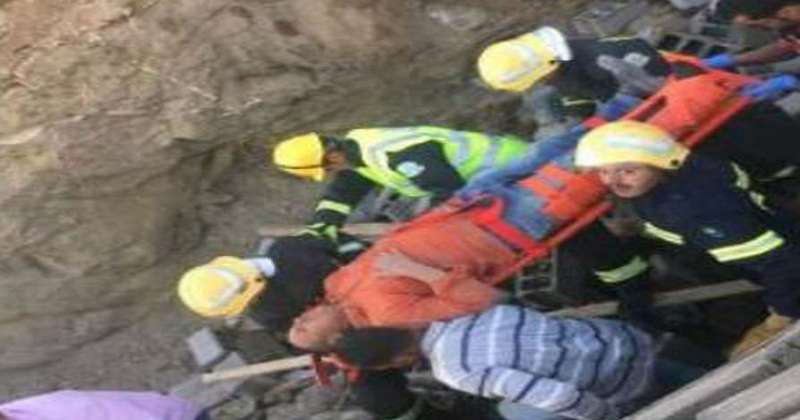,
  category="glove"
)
[741,74,799,102]
[595,93,641,121]
[728,312,795,359]
[702,53,736,70]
